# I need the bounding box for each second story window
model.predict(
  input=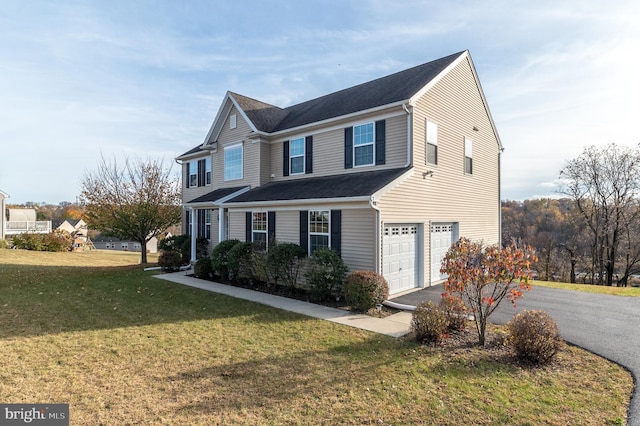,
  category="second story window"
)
[353,122,374,166]
[205,157,211,185]
[464,137,473,174]
[290,138,305,175]
[426,119,438,165]
[189,161,198,187]
[224,143,243,181]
